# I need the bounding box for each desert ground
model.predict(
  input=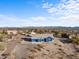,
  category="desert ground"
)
[11,37,79,59]
[0,29,79,59]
